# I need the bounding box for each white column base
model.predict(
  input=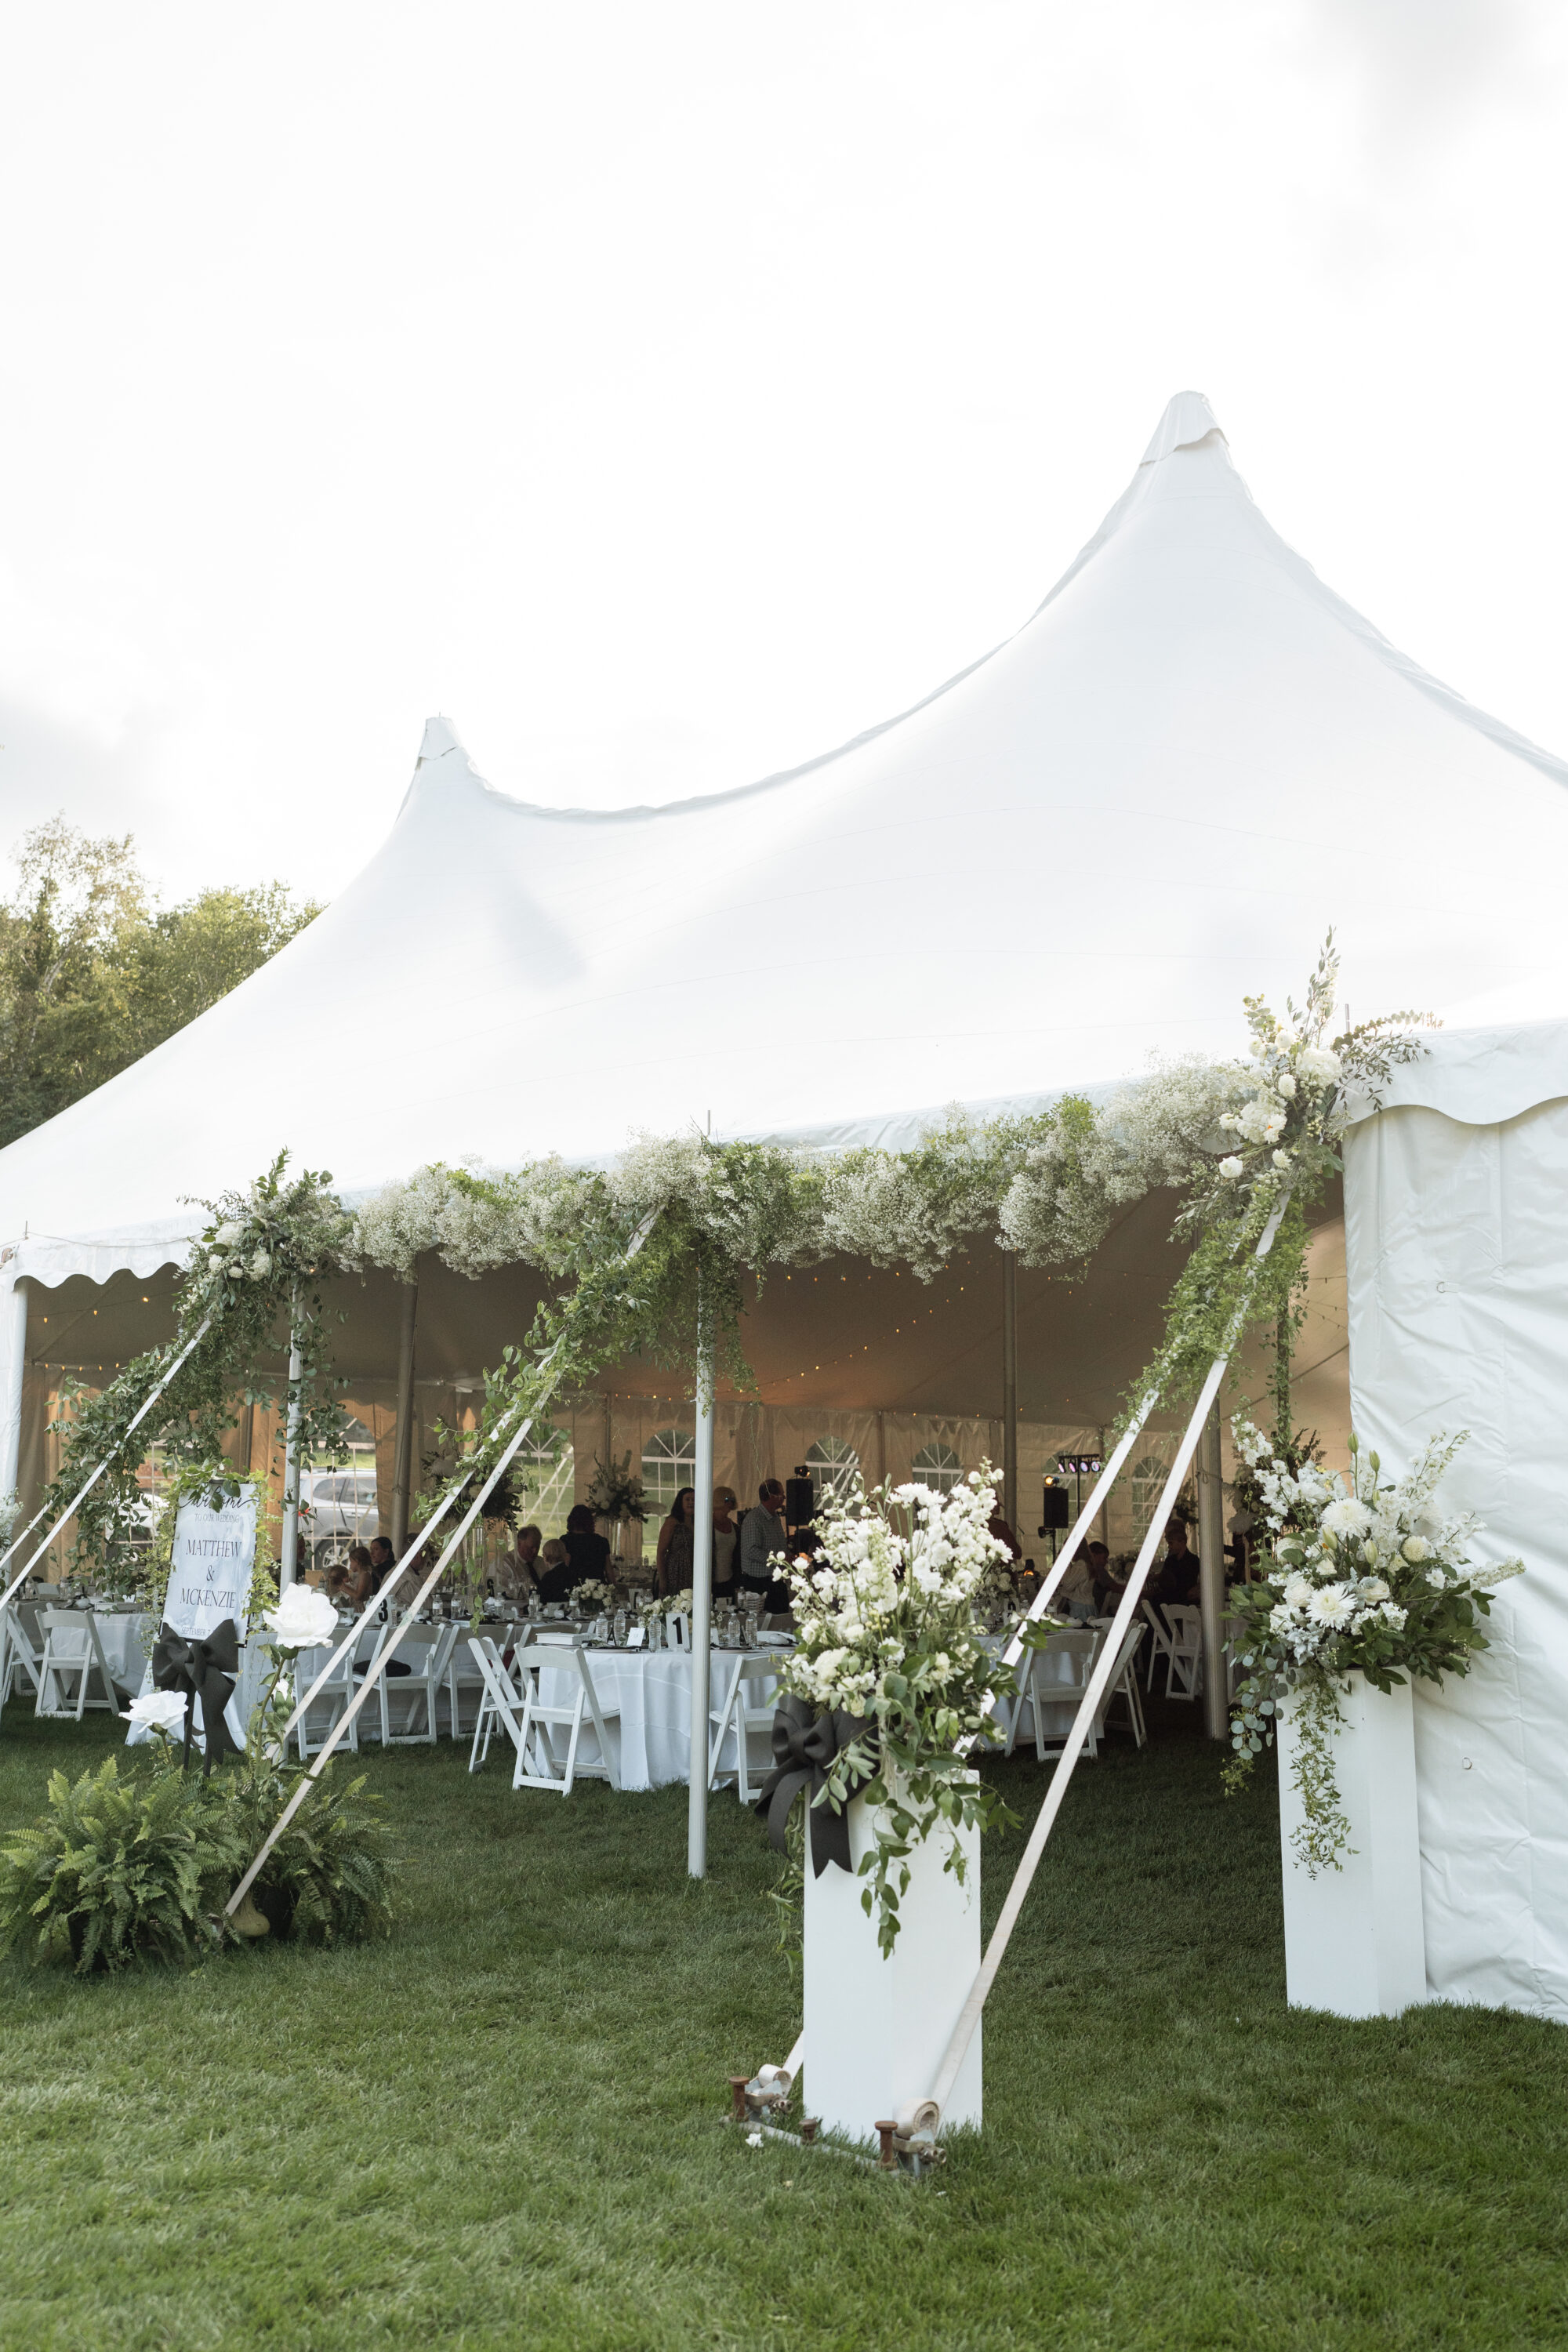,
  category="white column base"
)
[1277,1671,1427,2018]
[802,1789,982,2141]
